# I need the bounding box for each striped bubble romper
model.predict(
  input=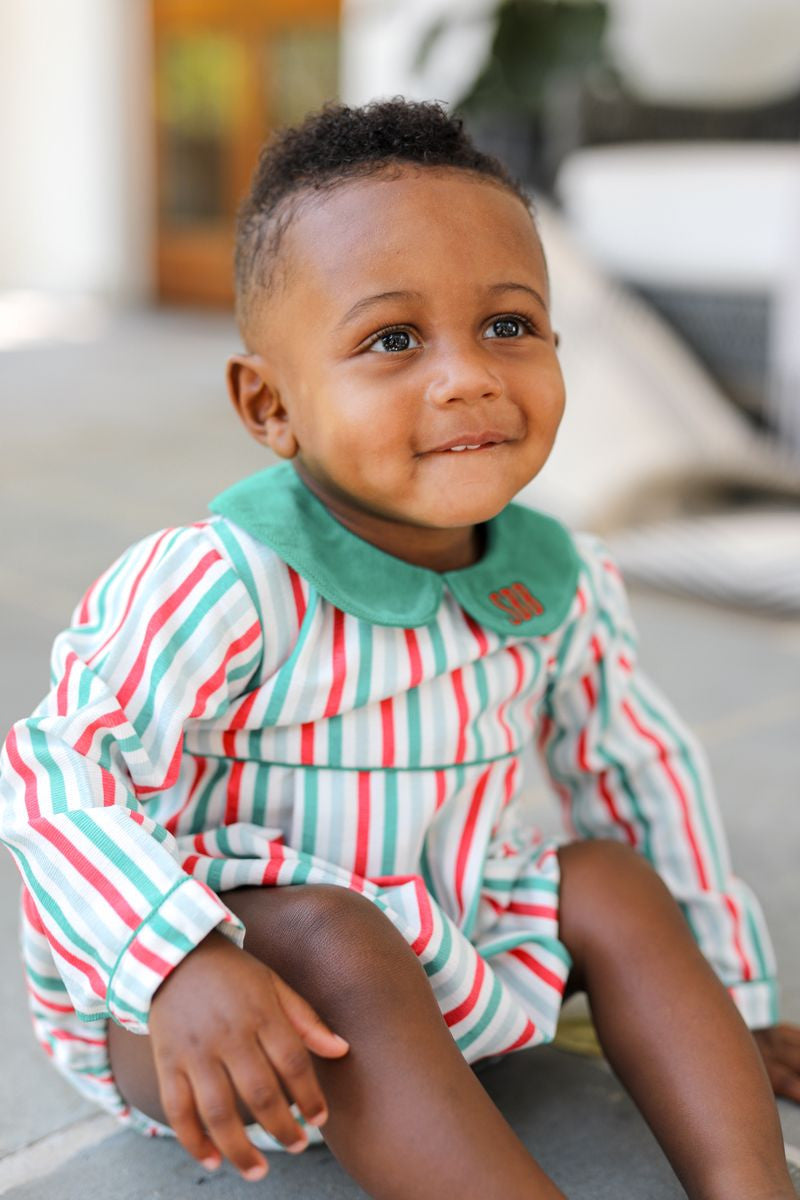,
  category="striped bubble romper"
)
[0,463,778,1151]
